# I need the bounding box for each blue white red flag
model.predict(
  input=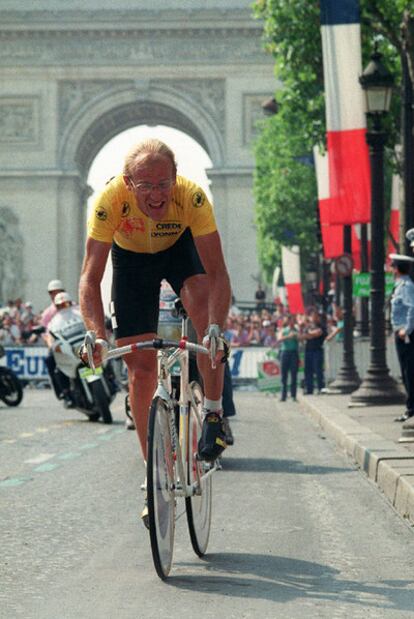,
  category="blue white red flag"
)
[314,146,361,265]
[281,245,305,314]
[320,0,371,224]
